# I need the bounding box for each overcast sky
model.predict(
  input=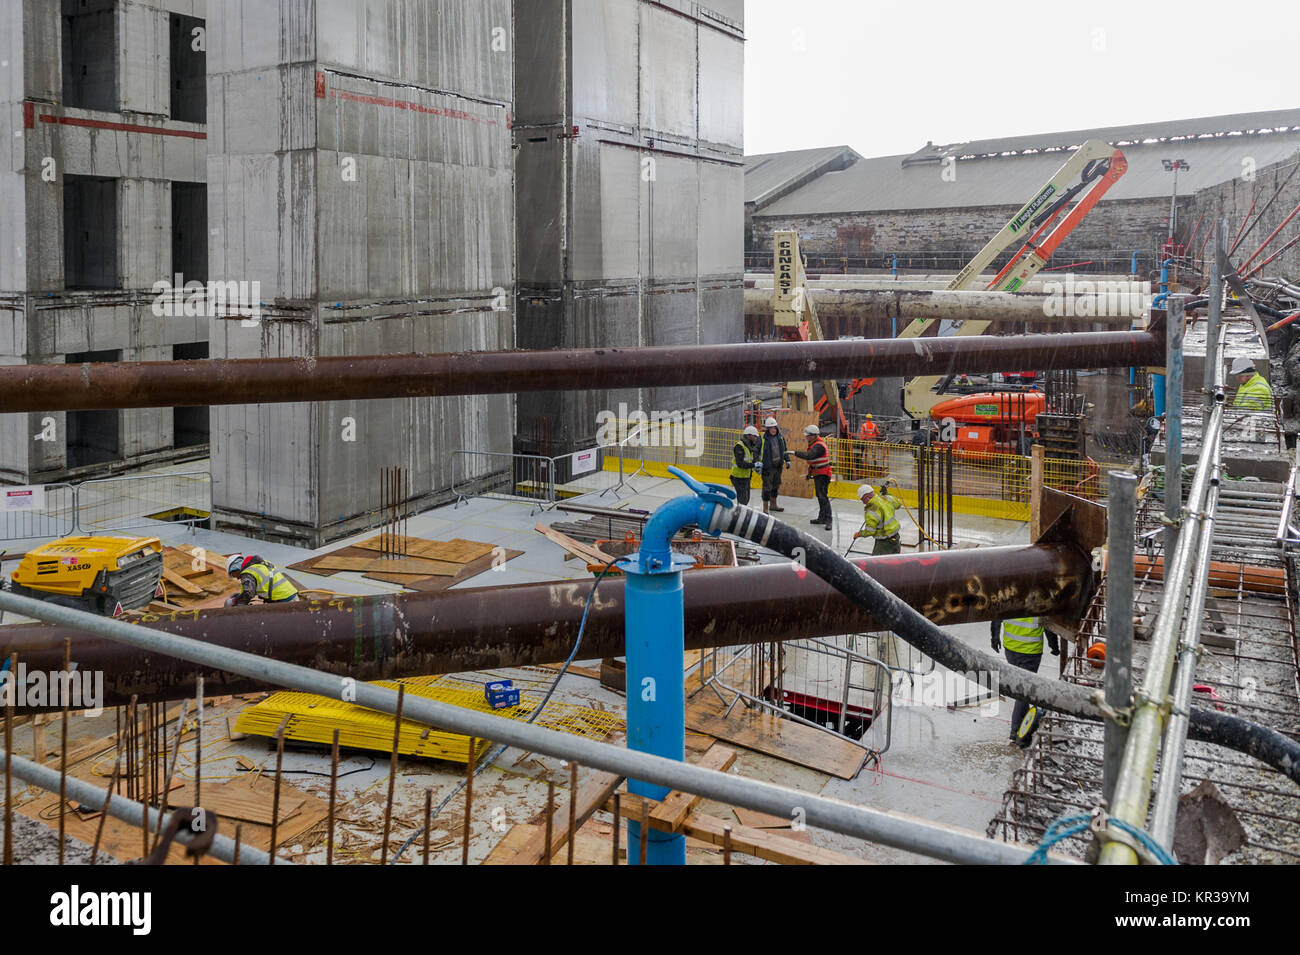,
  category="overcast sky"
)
[744,0,1300,158]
